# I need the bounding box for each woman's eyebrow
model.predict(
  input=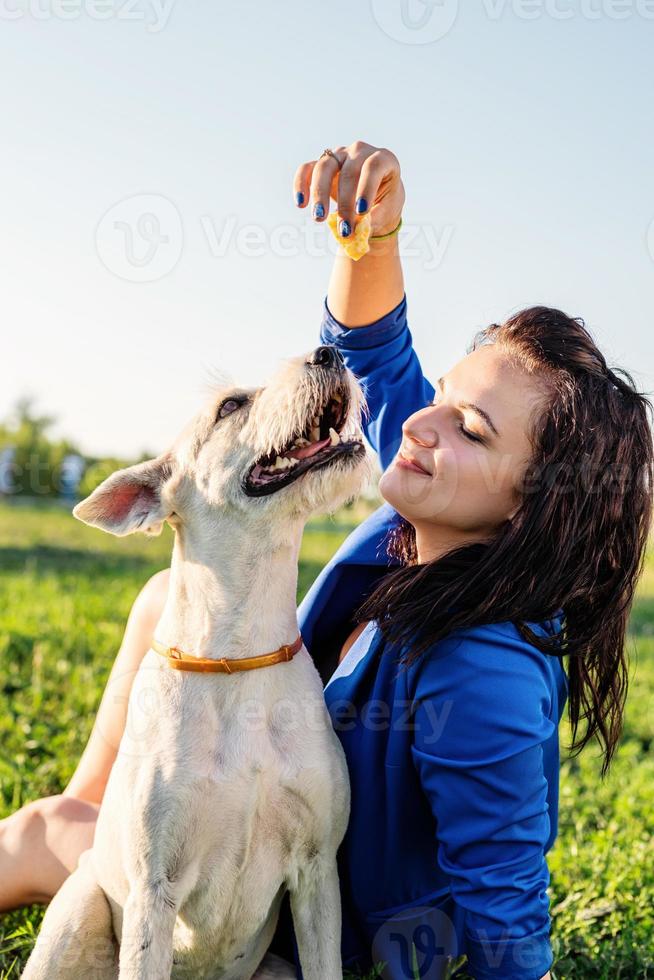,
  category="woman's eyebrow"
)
[436,377,500,438]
